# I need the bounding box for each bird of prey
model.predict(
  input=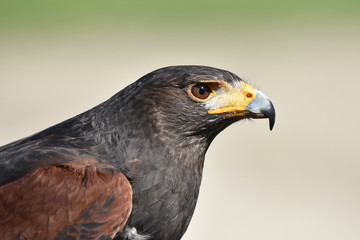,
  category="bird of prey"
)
[0,66,275,240]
